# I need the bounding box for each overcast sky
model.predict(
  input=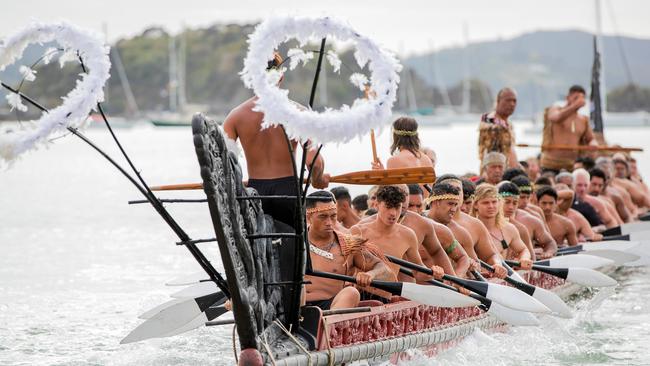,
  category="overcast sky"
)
[2,0,649,55]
